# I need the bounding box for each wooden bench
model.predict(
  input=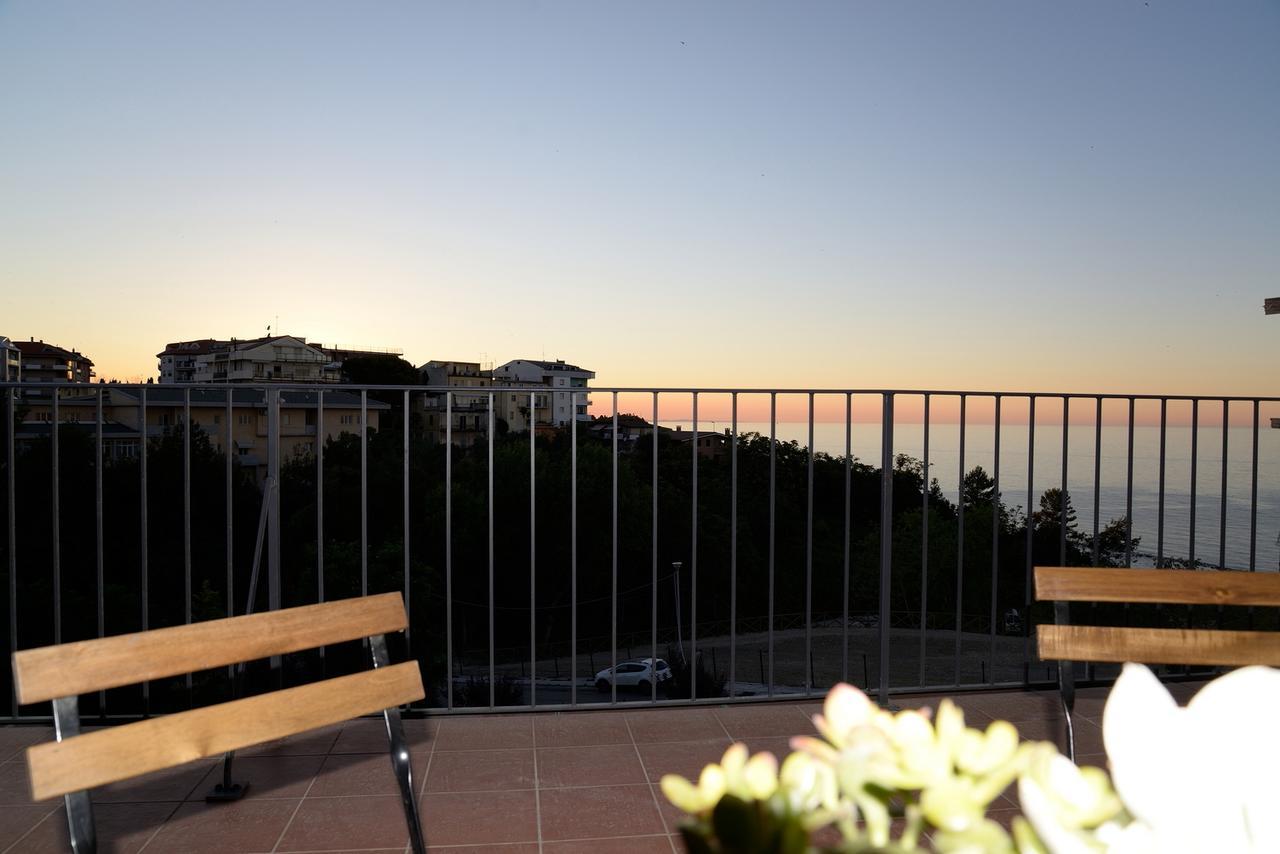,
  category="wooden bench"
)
[11,592,426,854]
[1034,566,1280,761]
